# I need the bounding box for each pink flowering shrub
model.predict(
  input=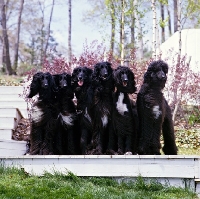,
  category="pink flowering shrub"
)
[22,41,200,130]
